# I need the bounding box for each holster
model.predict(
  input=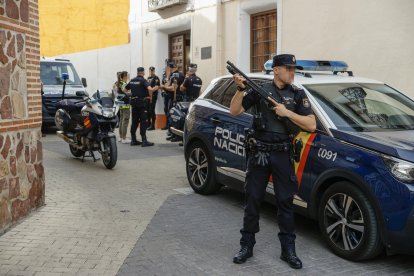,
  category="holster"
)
[291,138,303,163]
